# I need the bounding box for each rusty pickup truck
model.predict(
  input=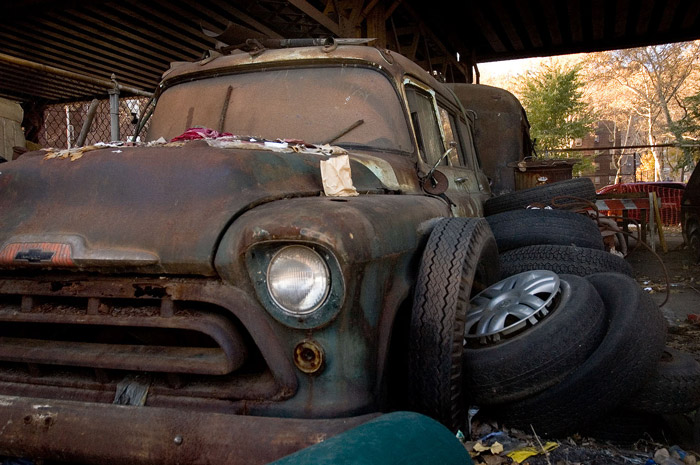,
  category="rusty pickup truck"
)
[0,44,498,464]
